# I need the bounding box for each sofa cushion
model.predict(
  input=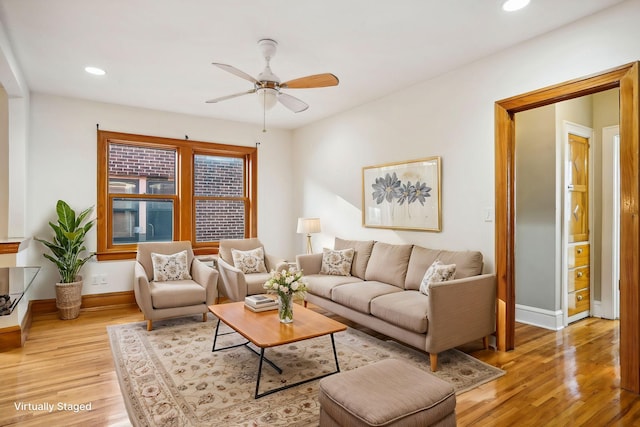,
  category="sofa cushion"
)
[150,280,206,309]
[419,260,456,296]
[151,250,192,282]
[370,291,429,334]
[405,245,442,290]
[331,281,402,314]
[436,250,483,278]
[334,238,375,279]
[405,246,483,290]
[232,247,268,274]
[305,274,363,299]
[319,248,355,276]
[364,242,413,288]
